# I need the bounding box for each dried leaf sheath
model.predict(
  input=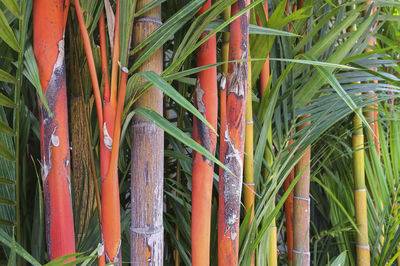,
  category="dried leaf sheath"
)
[191,1,218,265]
[218,1,249,265]
[33,0,75,260]
[131,1,164,264]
